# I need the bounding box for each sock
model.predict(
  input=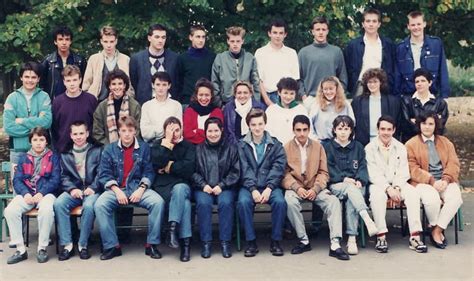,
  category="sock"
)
[78,245,85,251]
[37,246,46,253]
[330,238,340,250]
[64,243,73,252]
[300,234,309,245]
[17,244,26,254]
[377,233,386,240]
[348,235,356,243]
